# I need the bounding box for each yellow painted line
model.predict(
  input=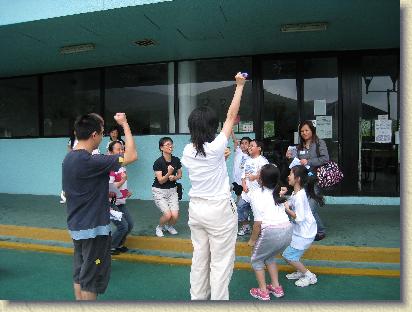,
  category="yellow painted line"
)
[233,262,400,278]
[0,241,73,255]
[0,241,399,278]
[0,224,72,243]
[0,224,400,263]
